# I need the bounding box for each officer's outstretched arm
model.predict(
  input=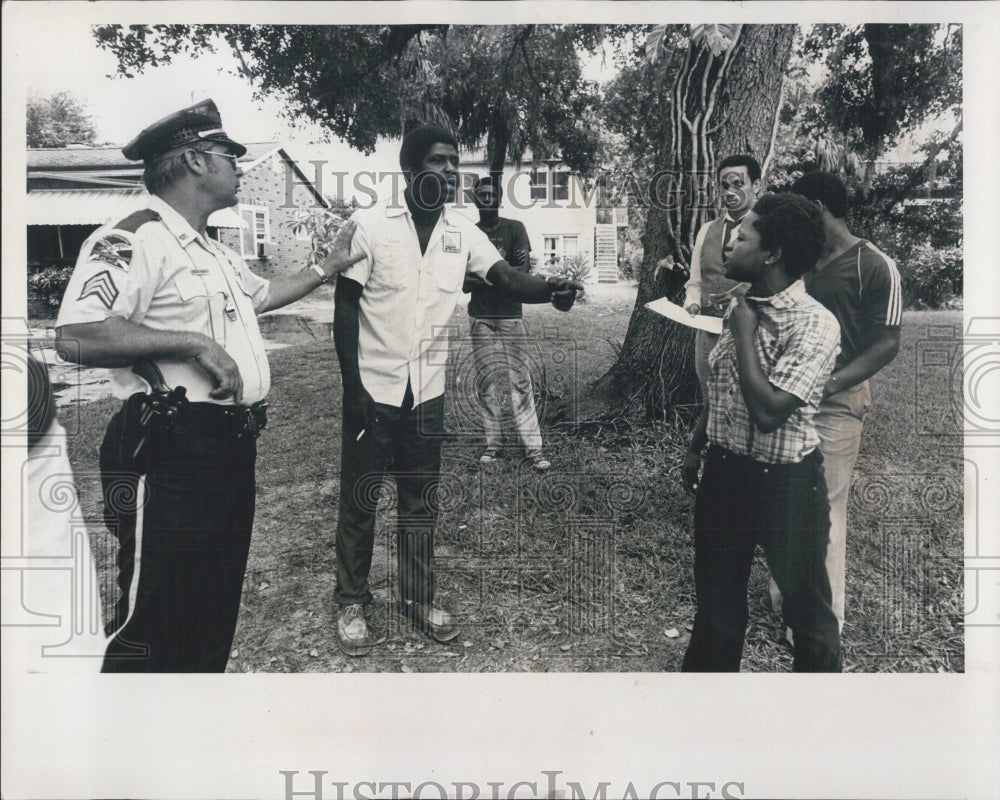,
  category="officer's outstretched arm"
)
[56,318,244,402]
[259,221,364,313]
